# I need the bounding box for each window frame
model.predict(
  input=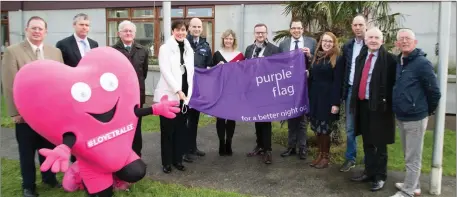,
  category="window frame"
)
[1,11,9,55]
[106,6,215,60]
